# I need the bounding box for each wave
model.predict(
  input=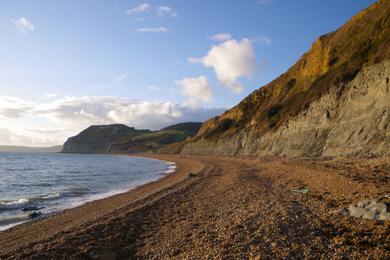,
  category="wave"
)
[164,162,177,174]
[0,211,42,229]
[0,213,30,227]
[0,188,91,211]
[0,154,171,231]
[30,192,62,201]
[0,198,29,210]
